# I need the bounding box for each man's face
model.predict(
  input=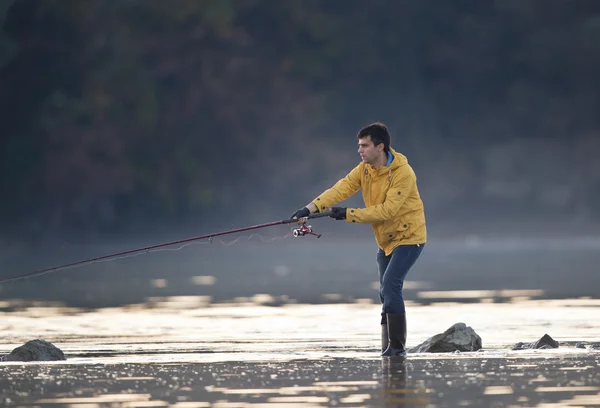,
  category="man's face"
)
[358,136,383,165]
